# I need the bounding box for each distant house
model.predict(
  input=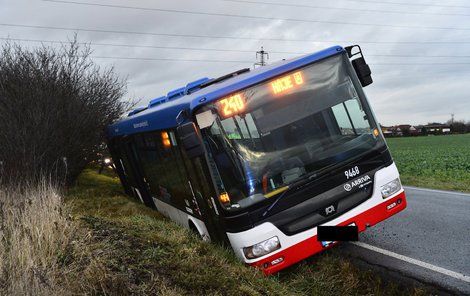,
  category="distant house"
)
[409,126,420,136]
[381,124,422,137]
[415,125,426,135]
[381,125,394,137]
[424,123,451,135]
[381,125,402,137]
[396,124,411,136]
[392,127,402,136]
